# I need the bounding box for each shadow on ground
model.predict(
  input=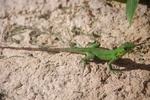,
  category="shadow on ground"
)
[94,58,150,71]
